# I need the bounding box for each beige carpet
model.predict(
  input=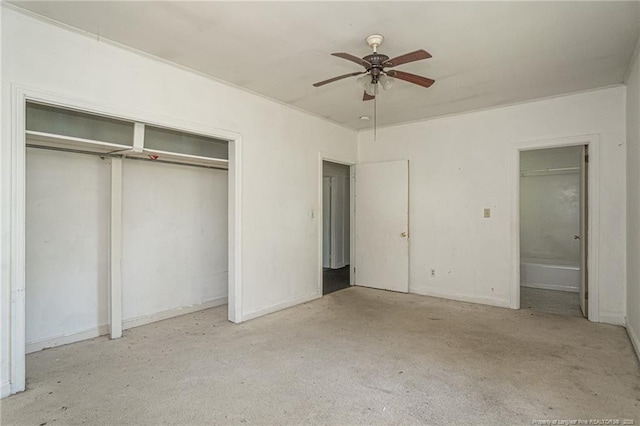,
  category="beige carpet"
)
[2,287,639,425]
